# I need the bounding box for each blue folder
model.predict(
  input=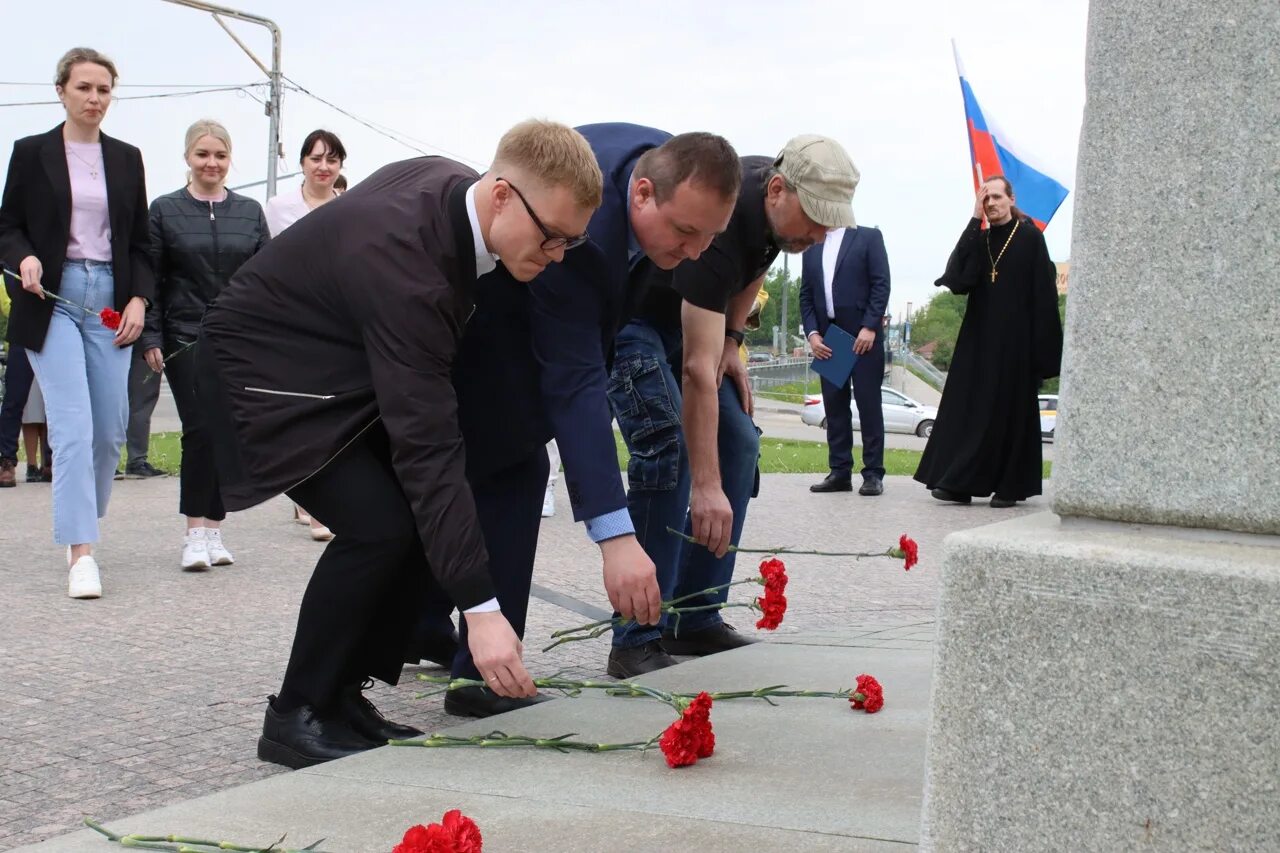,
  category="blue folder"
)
[809,323,859,386]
